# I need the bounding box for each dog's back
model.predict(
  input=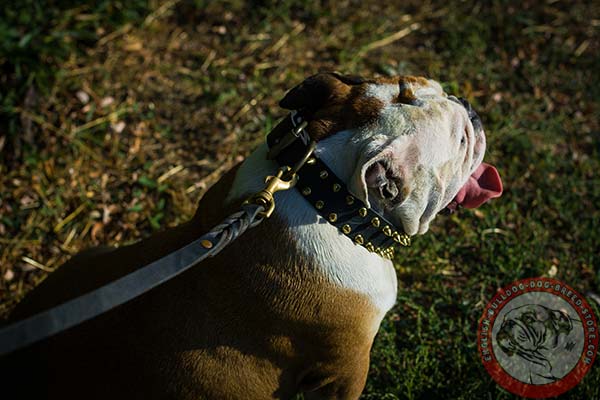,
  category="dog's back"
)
[1,162,378,399]
[1,73,502,399]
